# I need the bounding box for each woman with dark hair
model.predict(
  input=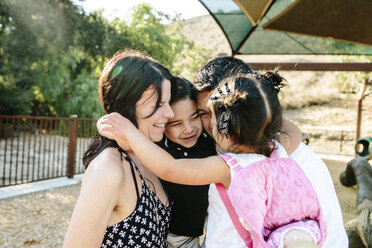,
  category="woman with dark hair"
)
[63,49,174,248]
